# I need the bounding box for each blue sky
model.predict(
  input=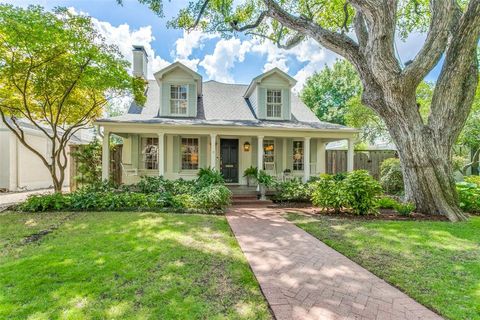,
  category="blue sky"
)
[3,0,440,89]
